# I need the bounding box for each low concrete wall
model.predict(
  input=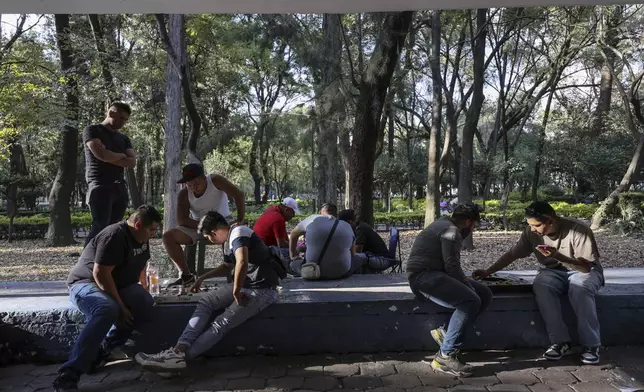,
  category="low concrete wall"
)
[1,270,644,363]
